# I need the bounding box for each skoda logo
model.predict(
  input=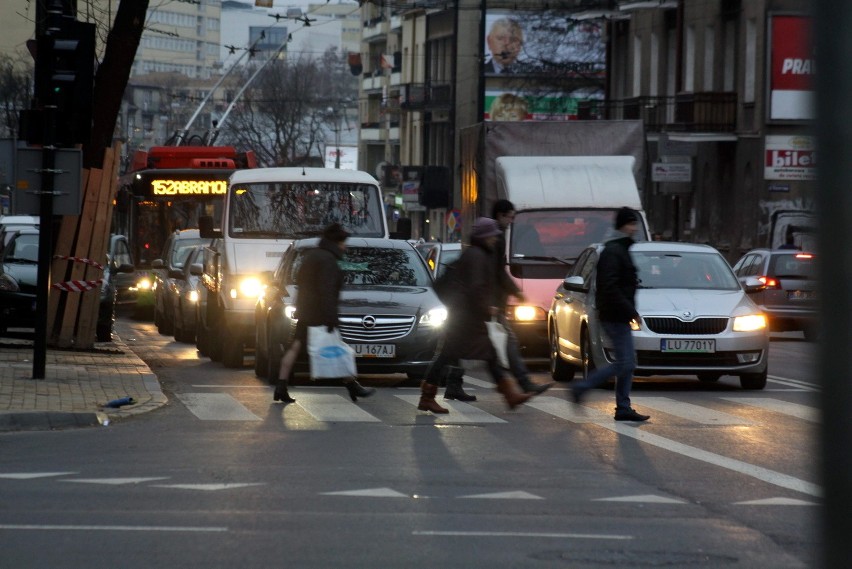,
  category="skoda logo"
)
[361,315,377,329]
[681,311,693,320]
